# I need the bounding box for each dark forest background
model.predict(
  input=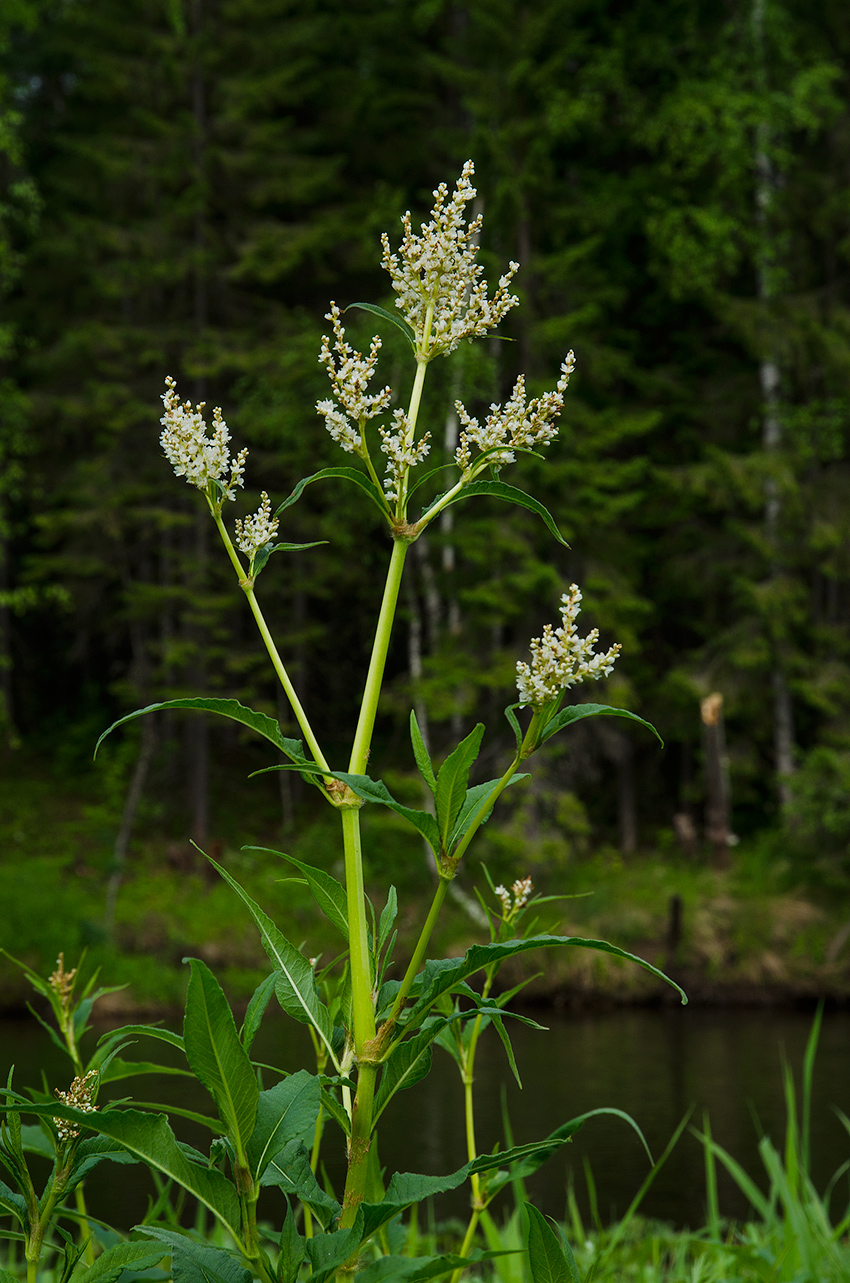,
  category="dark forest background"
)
[3,0,850,995]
